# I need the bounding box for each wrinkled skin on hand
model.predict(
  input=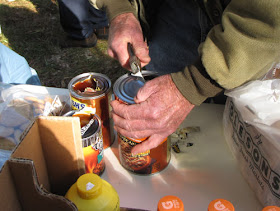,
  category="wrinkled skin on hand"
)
[108,13,150,70]
[111,75,195,154]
